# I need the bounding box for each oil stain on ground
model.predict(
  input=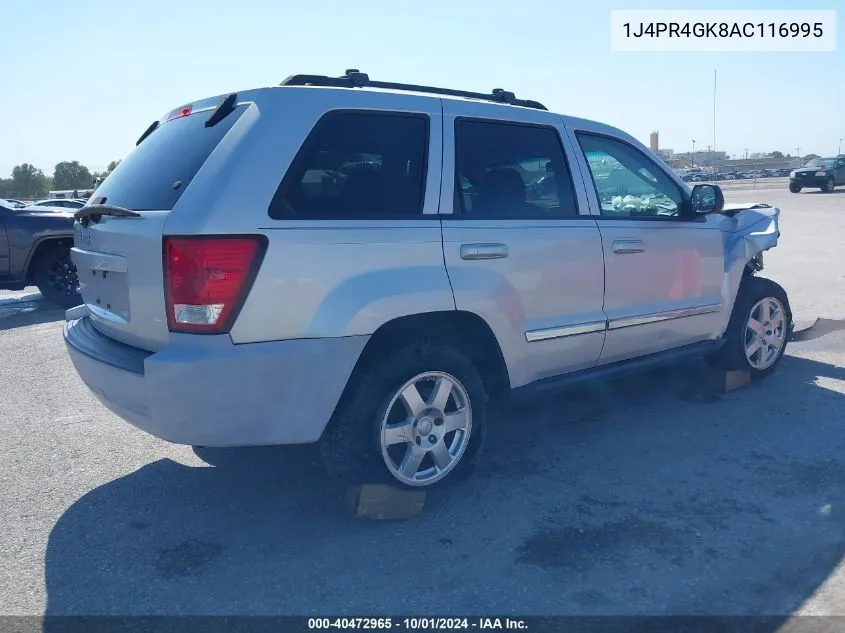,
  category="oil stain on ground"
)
[516,516,689,572]
[154,539,224,579]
